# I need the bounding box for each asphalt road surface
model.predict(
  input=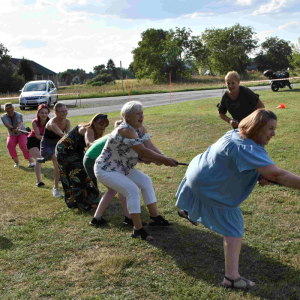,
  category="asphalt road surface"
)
[2,85,277,123]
